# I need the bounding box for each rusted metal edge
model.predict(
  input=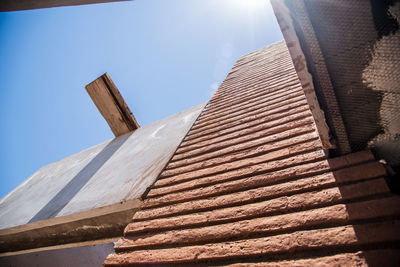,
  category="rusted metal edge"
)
[271,0,350,153]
